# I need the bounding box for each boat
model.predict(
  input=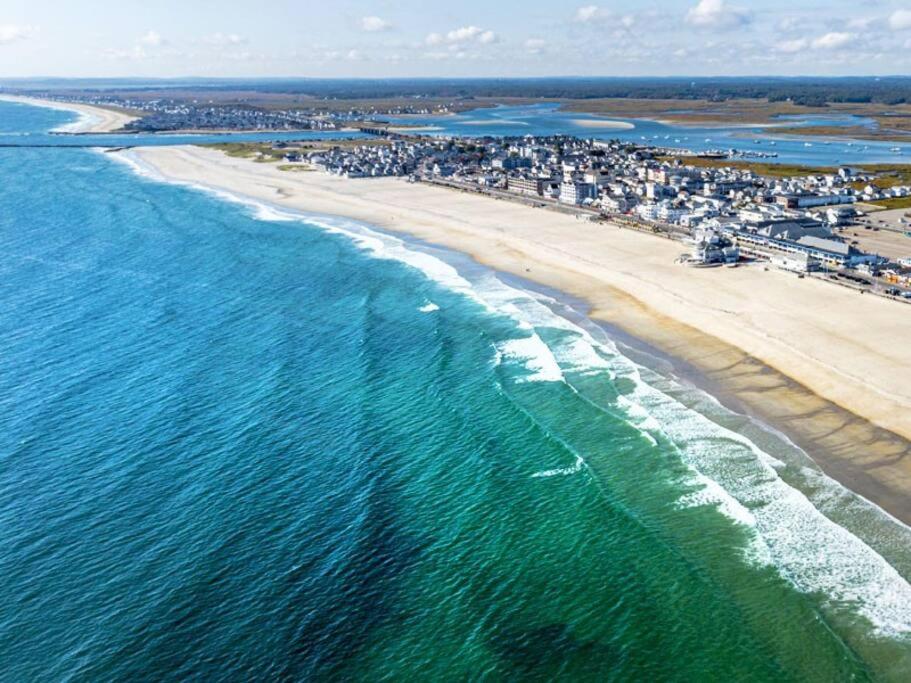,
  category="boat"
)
[804,142,813,147]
